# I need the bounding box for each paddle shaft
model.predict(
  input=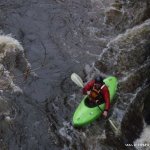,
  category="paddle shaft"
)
[97,105,103,112]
